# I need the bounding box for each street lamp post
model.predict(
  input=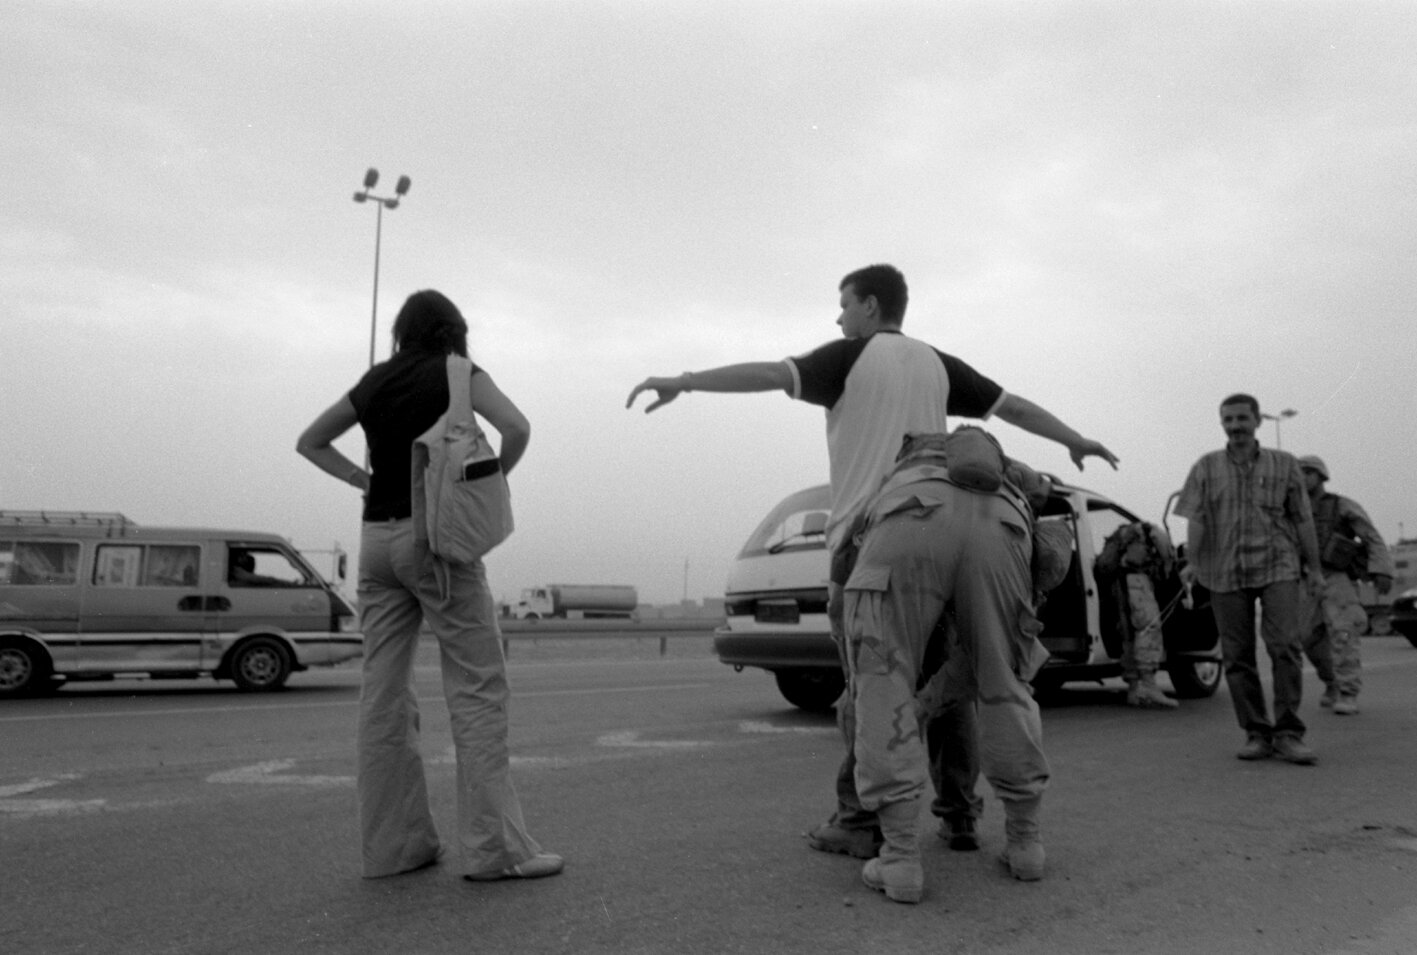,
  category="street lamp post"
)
[1262,408,1298,449]
[352,168,411,368]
